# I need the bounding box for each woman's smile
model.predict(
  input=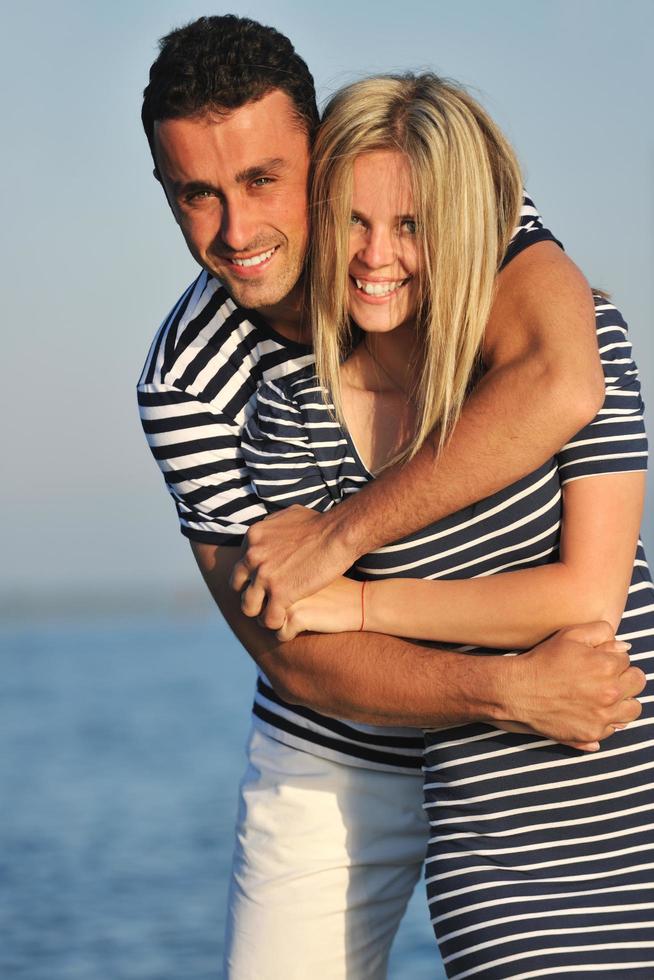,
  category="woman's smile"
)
[347,150,420,332]
[349,274,413,302]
